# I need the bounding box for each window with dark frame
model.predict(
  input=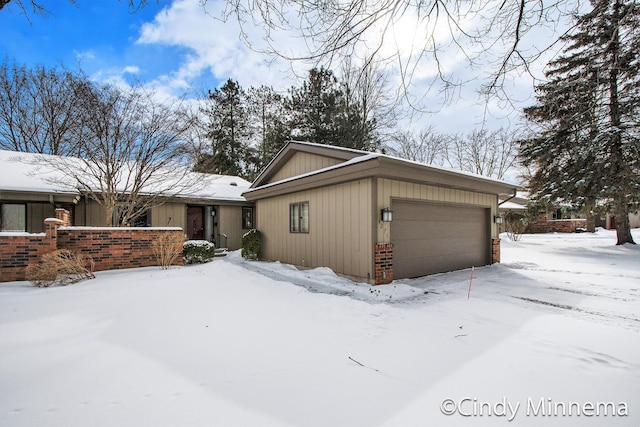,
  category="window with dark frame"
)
[0,203,26,232]
[131,210,151,227]
[290,202,309,233]
[242,206,254,229]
